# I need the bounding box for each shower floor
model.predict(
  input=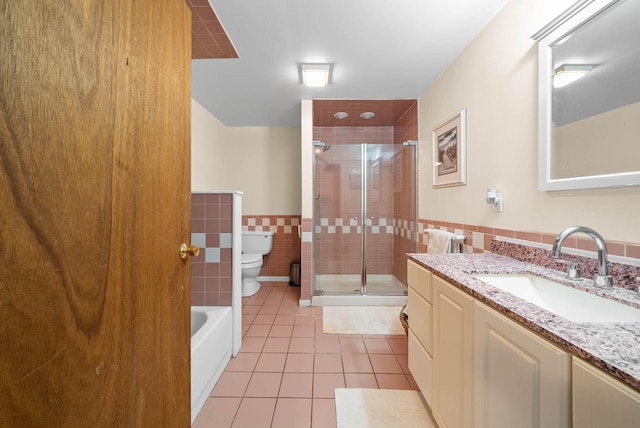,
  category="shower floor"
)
[314,274,407,295]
